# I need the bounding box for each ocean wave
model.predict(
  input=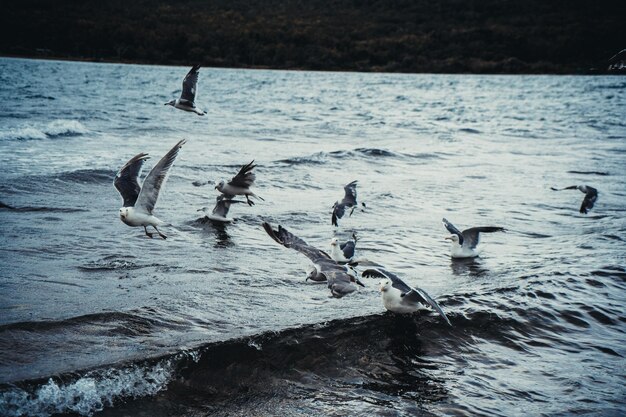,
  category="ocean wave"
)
[79,255,142,271]
[1,168,114,195]
[0,202,87,213]
[458,127,481,134]
[566,170,610,176]
[275,148,432,166]
[48,169,114,185]
[0,356,180,417]
[1,298,622,416]
[0,120,88,141]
